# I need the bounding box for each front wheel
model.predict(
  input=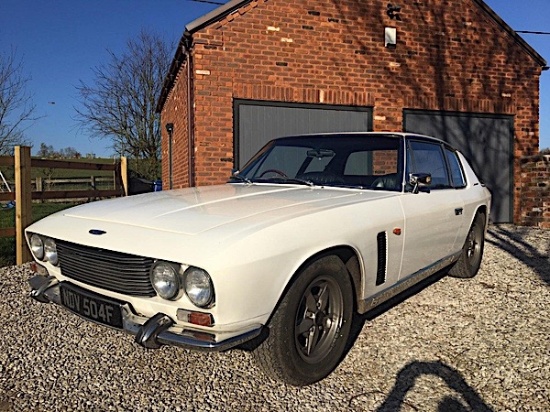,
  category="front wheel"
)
[252,255,354,386]
[449,212,486,278]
